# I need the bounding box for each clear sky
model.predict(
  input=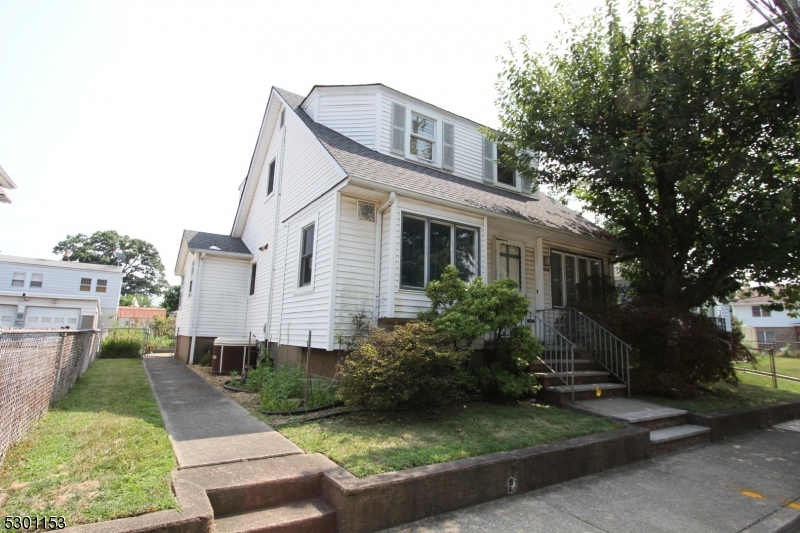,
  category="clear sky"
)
[0,0,756,289]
